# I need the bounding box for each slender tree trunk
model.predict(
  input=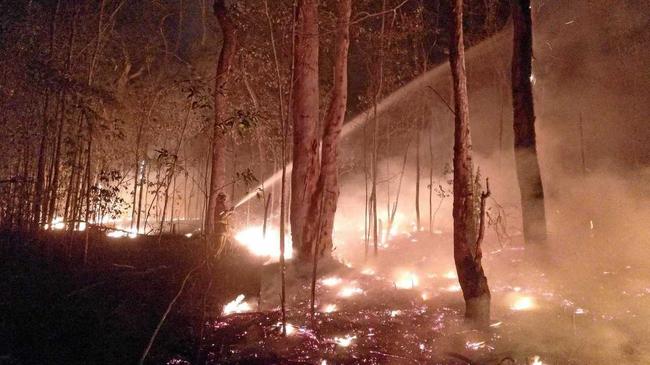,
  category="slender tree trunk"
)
[83,122,93,266]
[302,0,352,259]
[449,0,490,326]
[206,0,237,235]
[158,106,190,242]
[33,97,49,229]
[428,118,434,232]
[363,118,369,260]
[370,0,387,257]
[415,118,421,232]
[131,121,144,231]
[136,161,146,233]
[262,0,291,334]
[47,2,75,226]
[511,0,547,244]
[290,0,320,261]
